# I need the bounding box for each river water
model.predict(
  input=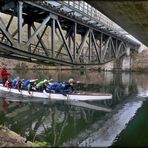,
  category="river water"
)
[0,69,148,147]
